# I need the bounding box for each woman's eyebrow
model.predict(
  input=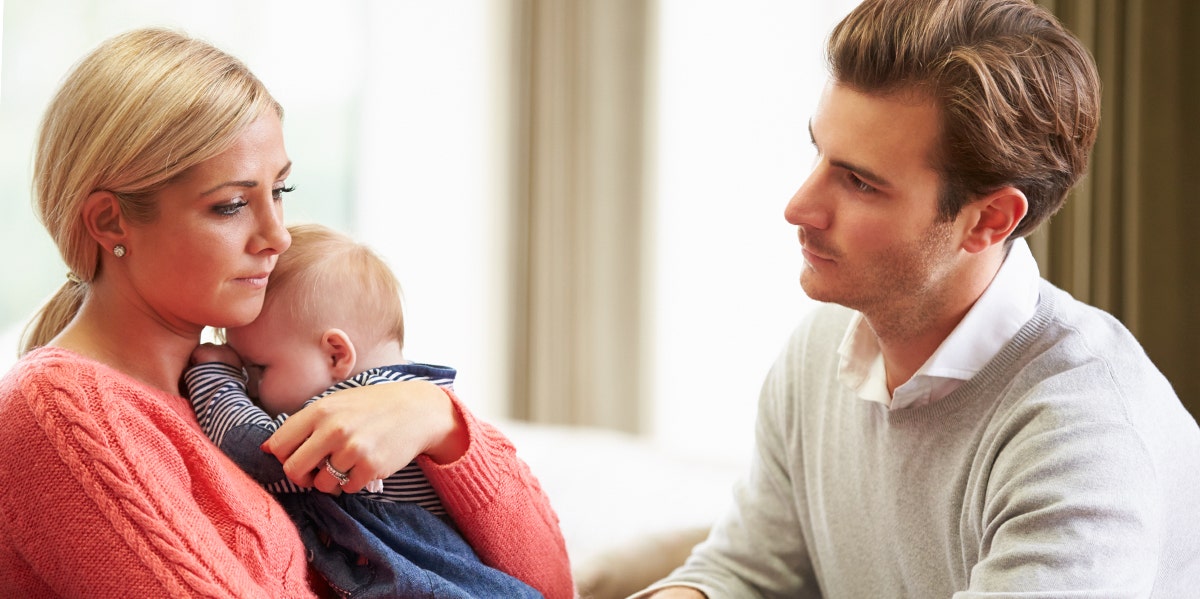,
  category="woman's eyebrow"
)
[201,161,293,196]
